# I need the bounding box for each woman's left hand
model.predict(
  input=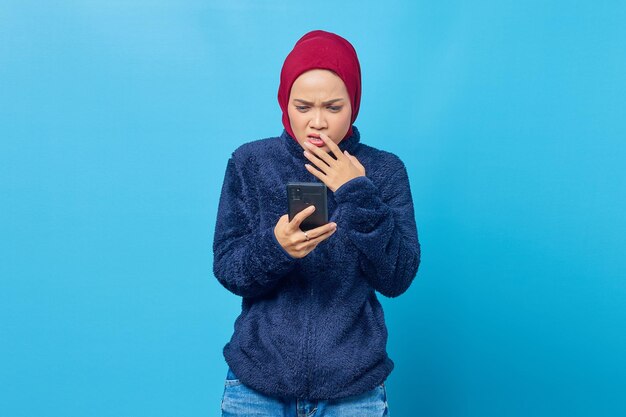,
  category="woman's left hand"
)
[303,133,366,192]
